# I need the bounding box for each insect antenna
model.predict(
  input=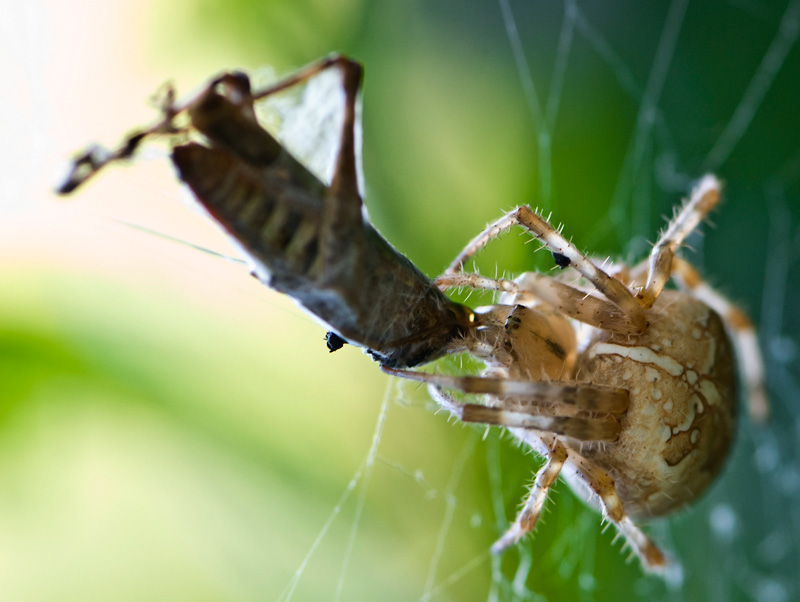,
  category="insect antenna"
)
[111,219,247,266]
